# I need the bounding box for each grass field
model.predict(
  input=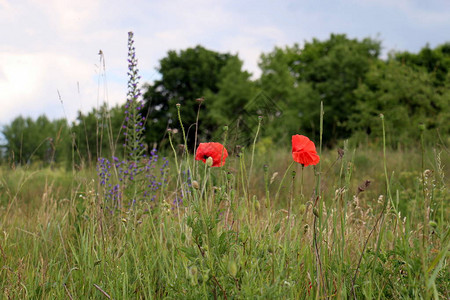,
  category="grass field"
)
[0,32,448,299]
[0,135,448,299]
